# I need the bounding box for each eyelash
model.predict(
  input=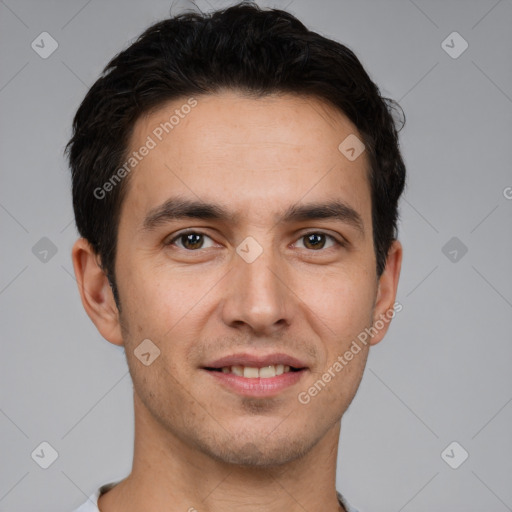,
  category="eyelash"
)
[166,230,345,251]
